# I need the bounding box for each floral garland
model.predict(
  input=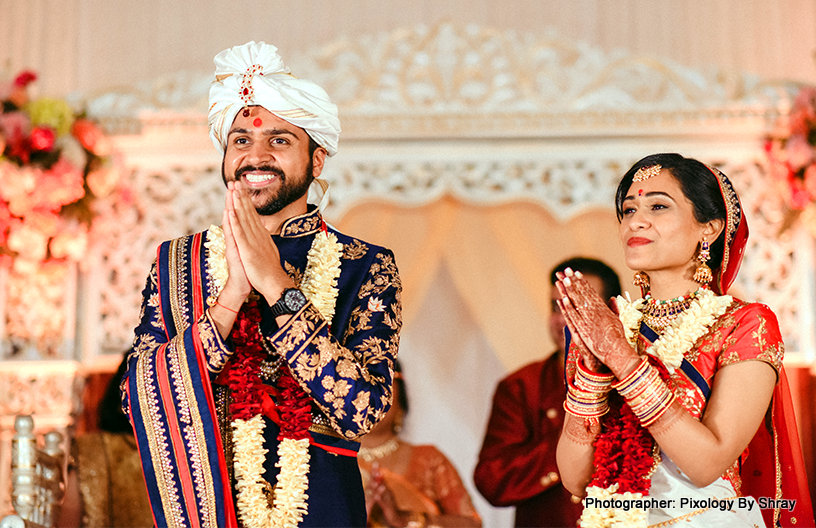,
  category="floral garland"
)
[580,289,733,528]
[206,223,343,528]
[617,289,733,369]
